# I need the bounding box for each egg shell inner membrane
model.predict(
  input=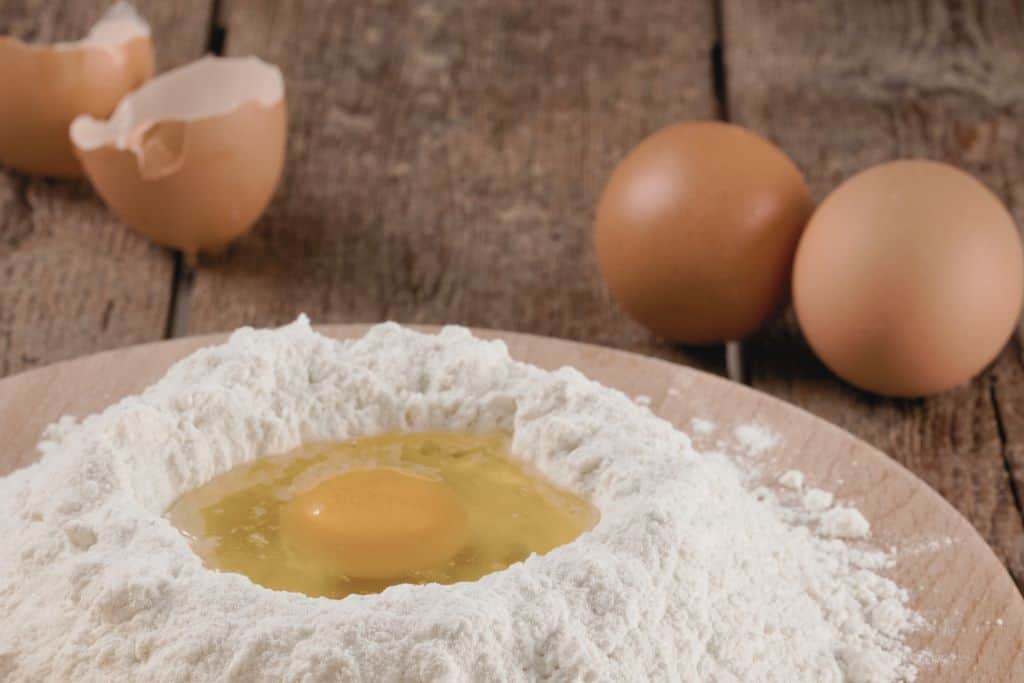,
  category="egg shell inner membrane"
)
[4,2,148,51]
[75,2,149,48]
[70,56,284,152]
